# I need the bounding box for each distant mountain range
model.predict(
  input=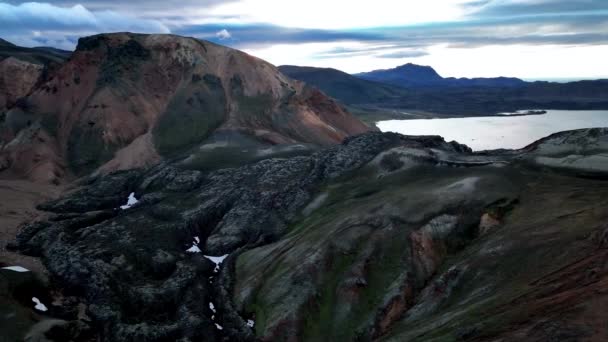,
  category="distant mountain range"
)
[278,65,407,104]
[280,64,608,120]
[355,63,526,88]
[0,38,70,66]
